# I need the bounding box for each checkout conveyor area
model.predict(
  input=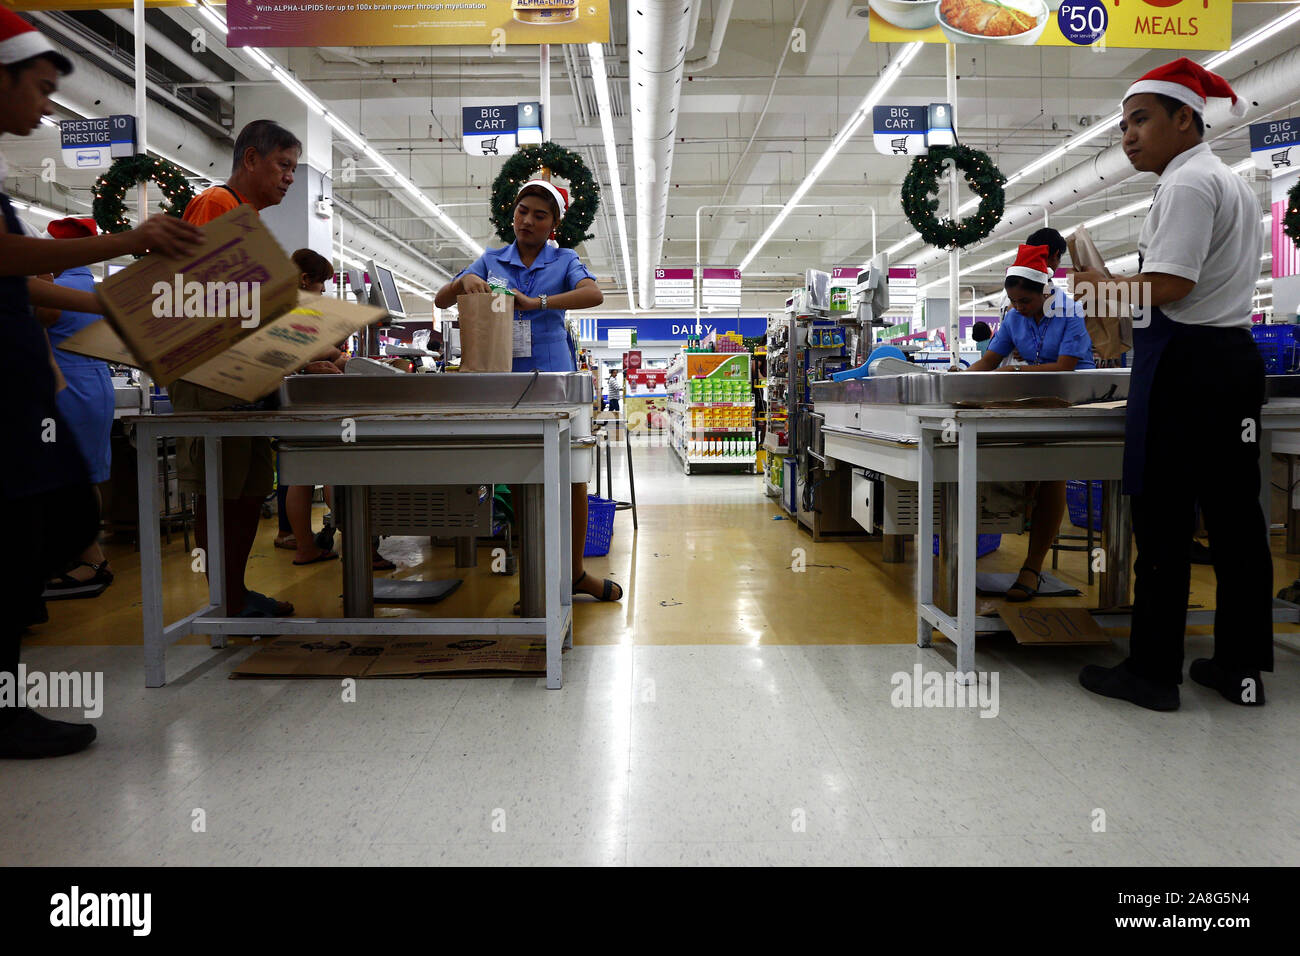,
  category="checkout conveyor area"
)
[809,366,1300,680]
[126,368,596,690]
